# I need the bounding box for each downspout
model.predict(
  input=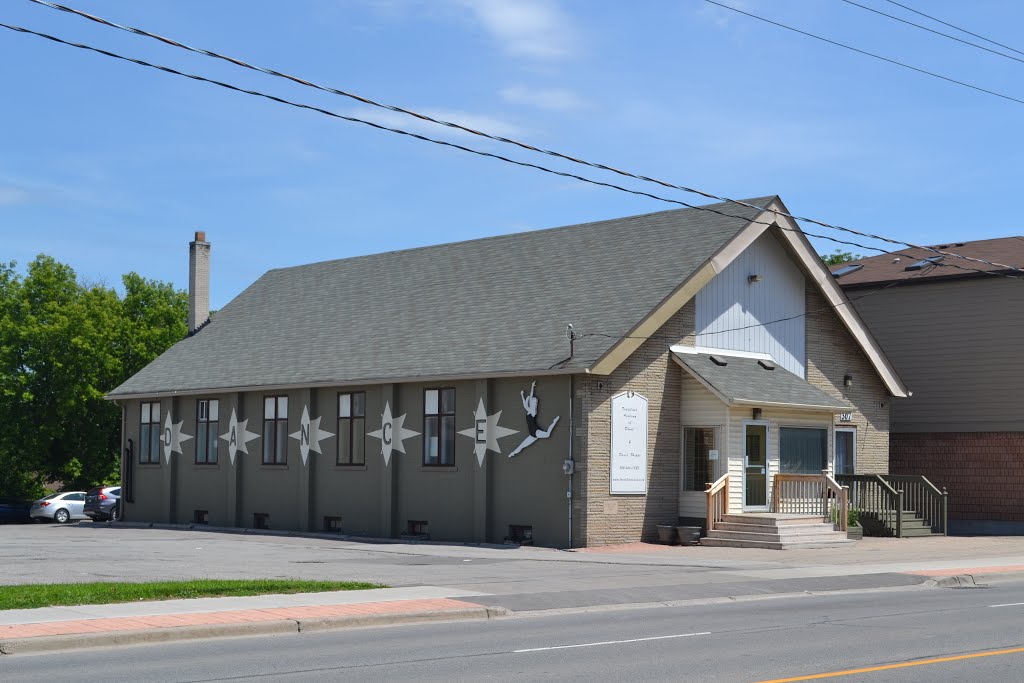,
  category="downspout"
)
[568,374,574,549]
